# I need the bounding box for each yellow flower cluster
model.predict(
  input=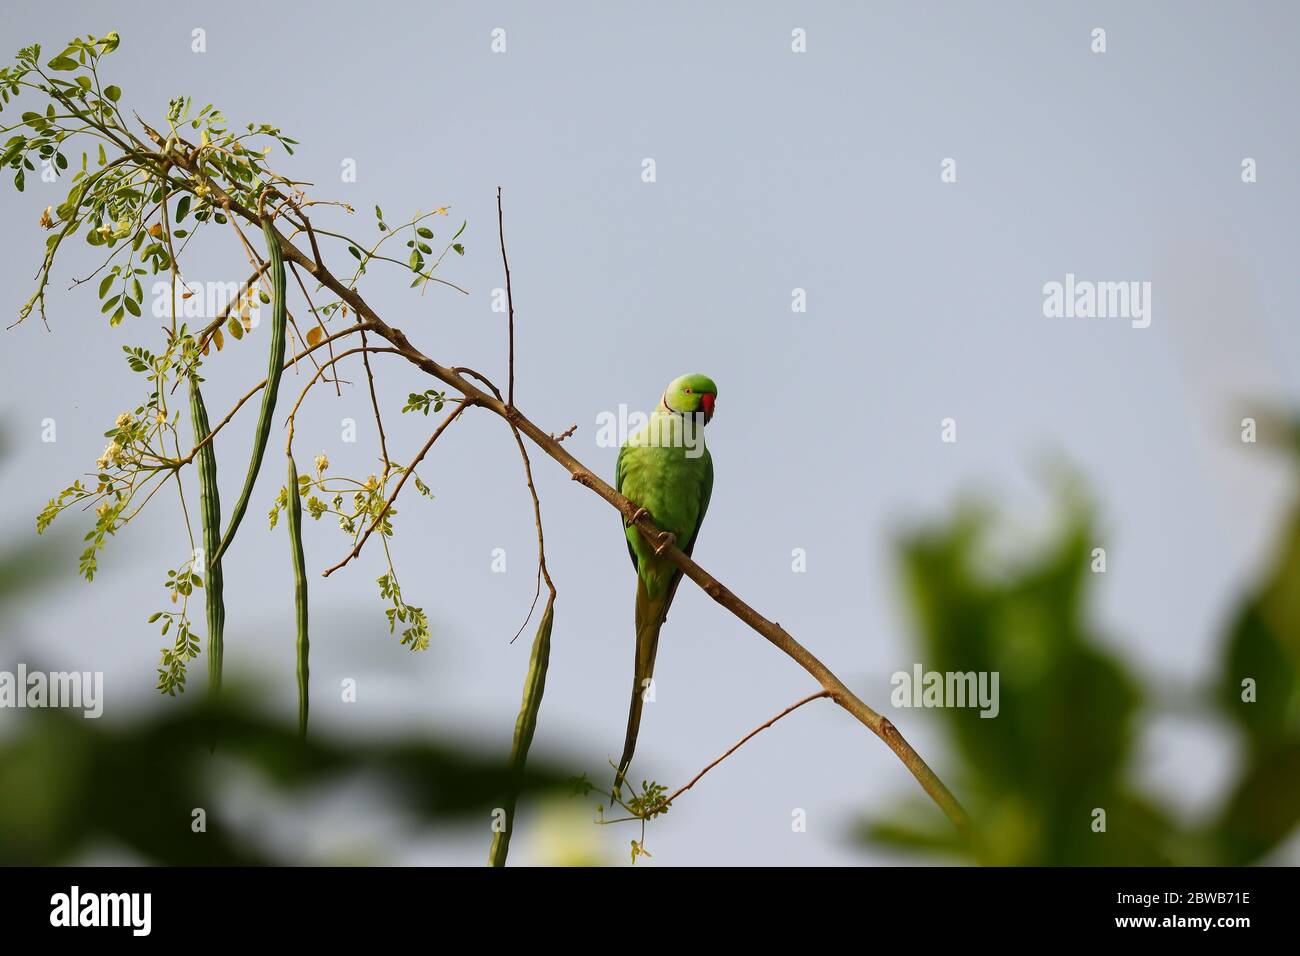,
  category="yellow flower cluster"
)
[95,441,122,470]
